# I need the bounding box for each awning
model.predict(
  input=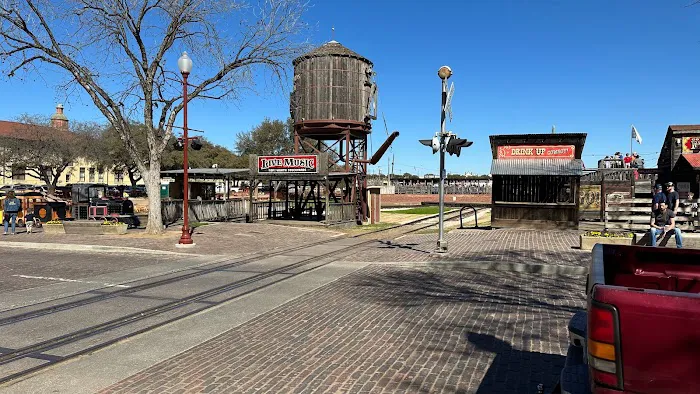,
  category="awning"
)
[677,153,700,170]
[161,168,250,180]
[491,159,584,176]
